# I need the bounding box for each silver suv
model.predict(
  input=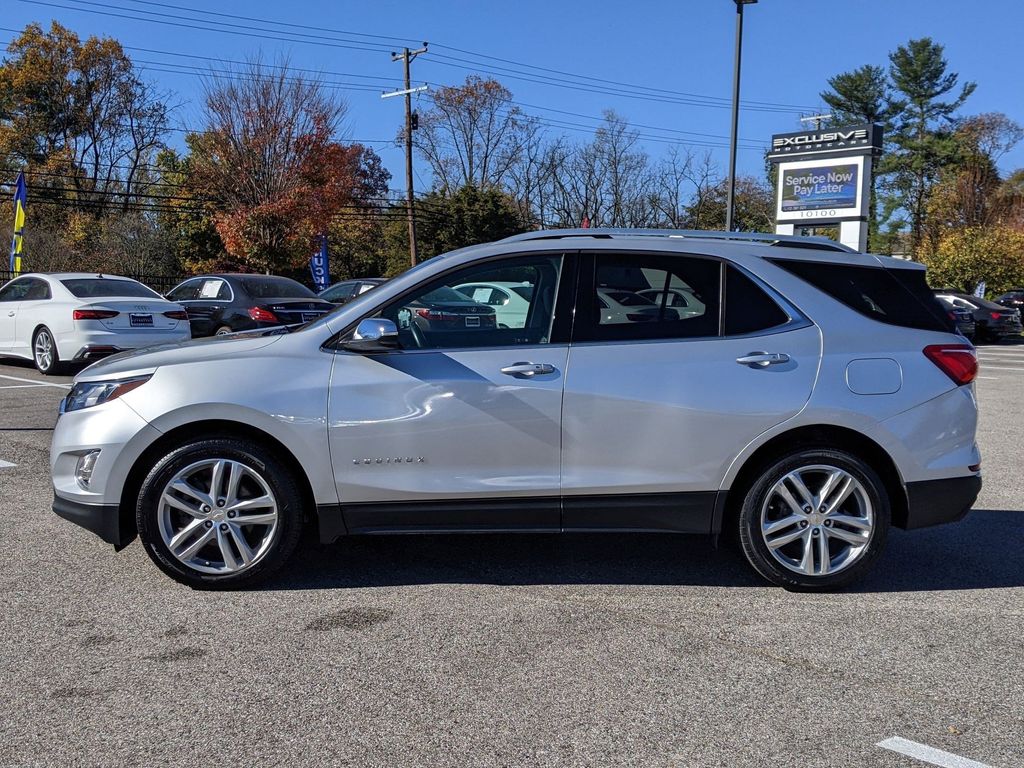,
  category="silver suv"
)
[51,230,982,590]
